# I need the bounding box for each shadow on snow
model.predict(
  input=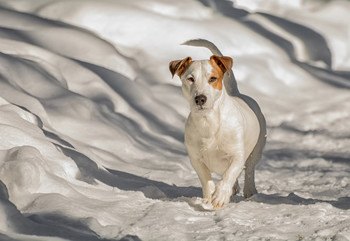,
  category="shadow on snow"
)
[0,181,141,241]
[58,141,350,211]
